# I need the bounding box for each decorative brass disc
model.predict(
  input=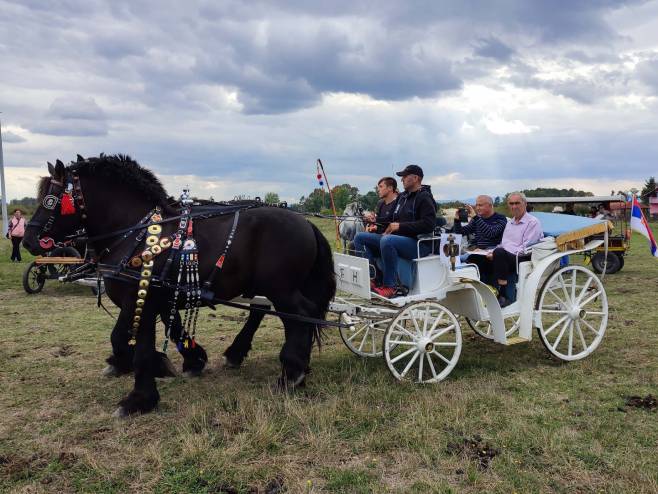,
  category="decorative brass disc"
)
[148,224,162,235]
[146,235,158,246]
[160,238,171,248]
